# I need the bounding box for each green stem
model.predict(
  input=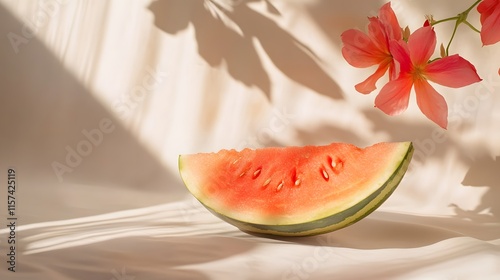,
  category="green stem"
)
[431,0,483,55]
[446,20,460,56]
[432,16,459,26]
[432,0,482,27]
[464,0,482,14]
[463,20,481,33]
